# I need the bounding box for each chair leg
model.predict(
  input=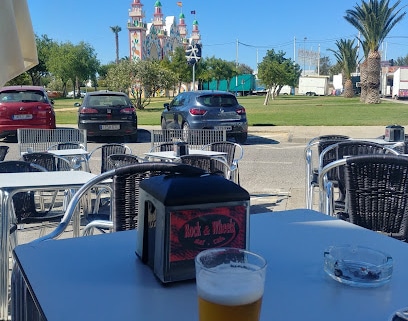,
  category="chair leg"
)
[83,220,113,236]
